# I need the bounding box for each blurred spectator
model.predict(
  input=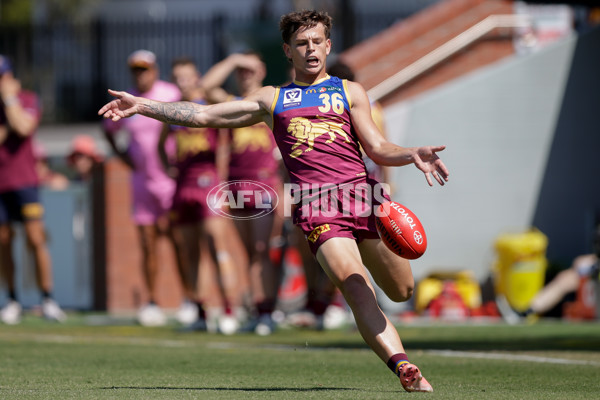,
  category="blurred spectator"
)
[66,134,104,182]
[102,49,181,326]
[202,52,283,335]
[33,141,69,191]
[0,54,66,324]
[159,57,244,333]
[521,224,600,320]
